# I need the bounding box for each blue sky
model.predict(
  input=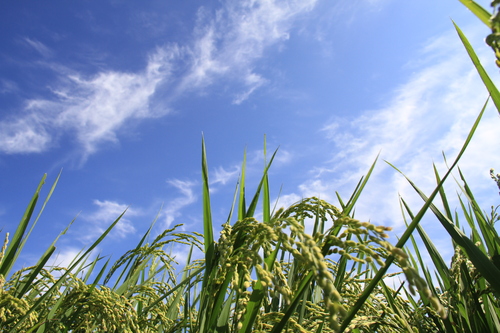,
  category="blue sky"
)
[1,0,499,269]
